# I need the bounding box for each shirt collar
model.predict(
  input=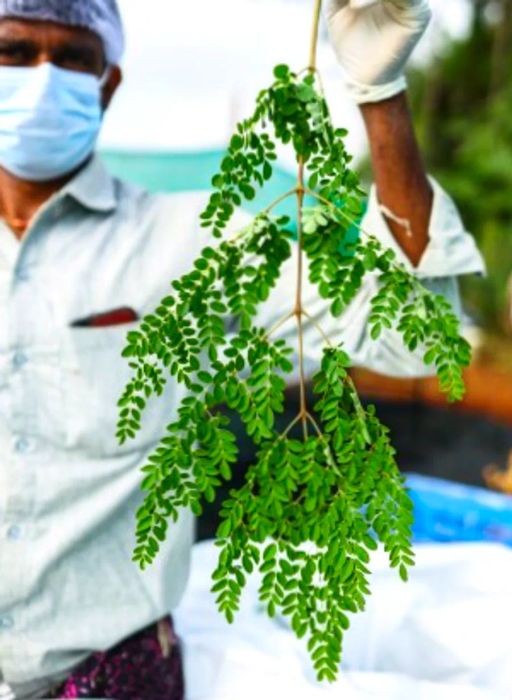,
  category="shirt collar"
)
[60,155,117,213]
